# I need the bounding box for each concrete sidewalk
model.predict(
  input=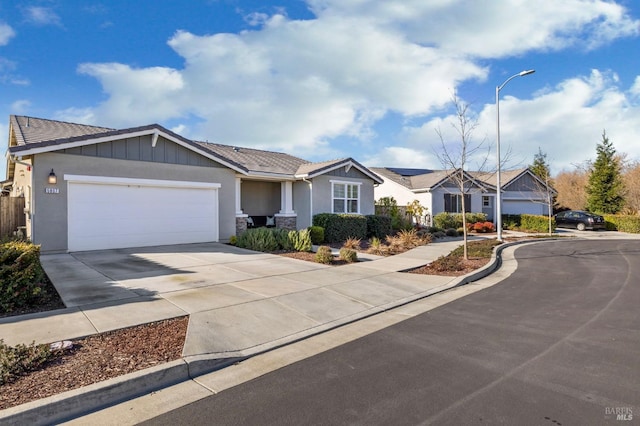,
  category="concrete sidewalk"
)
[0,236,507,425]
